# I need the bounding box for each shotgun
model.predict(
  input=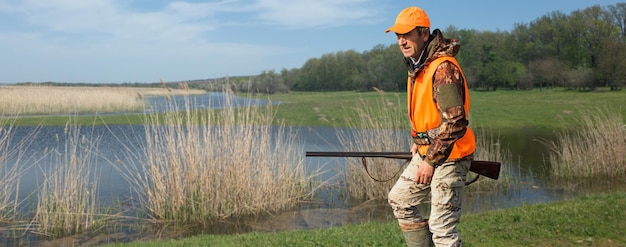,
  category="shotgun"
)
[305,151,500,184]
